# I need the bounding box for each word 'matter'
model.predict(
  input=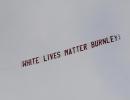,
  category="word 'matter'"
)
[21,34,121,67]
